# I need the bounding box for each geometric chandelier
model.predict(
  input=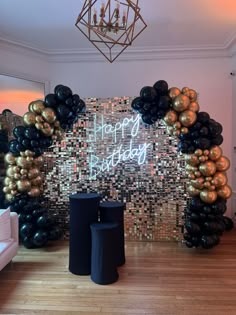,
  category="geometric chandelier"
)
[75,0,147,63]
